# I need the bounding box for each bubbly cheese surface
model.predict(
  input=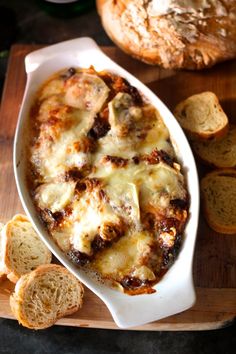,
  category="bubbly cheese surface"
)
[29,67,189,294]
